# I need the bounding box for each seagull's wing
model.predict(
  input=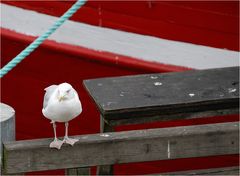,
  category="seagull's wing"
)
[73,89,79,97]
[72,87,80,99]
[43,85,58,109]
